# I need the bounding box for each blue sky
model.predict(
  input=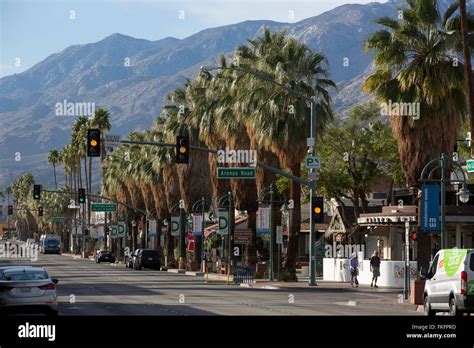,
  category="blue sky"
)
[0,0,385,77]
